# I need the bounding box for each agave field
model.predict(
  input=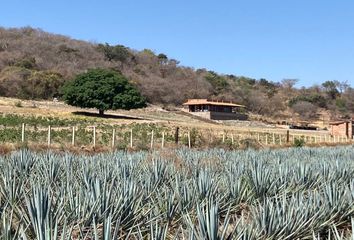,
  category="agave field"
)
[1,146,354,239]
